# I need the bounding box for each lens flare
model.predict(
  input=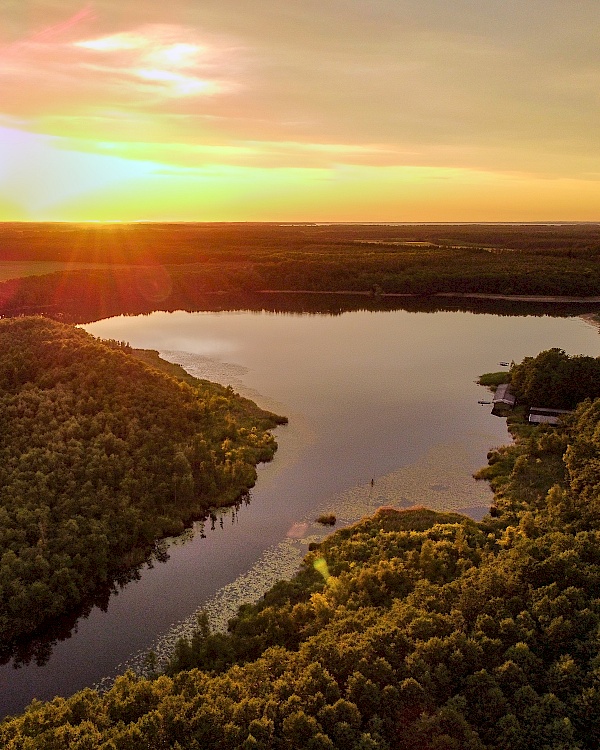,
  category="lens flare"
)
[134,265,173,303]
[313,557,330,582]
